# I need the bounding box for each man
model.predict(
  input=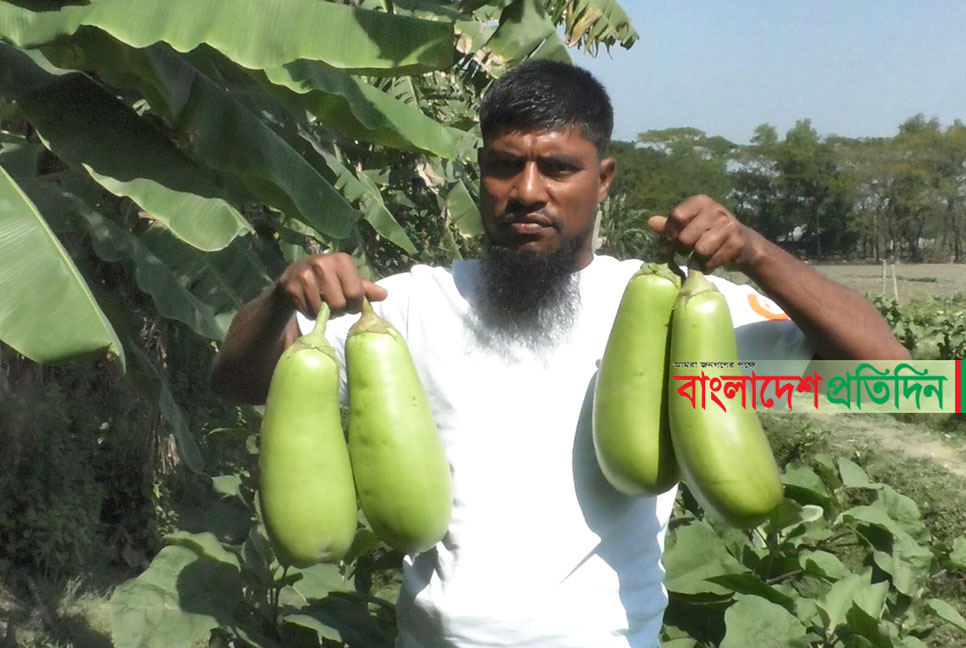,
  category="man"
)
[212,60,908,647]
